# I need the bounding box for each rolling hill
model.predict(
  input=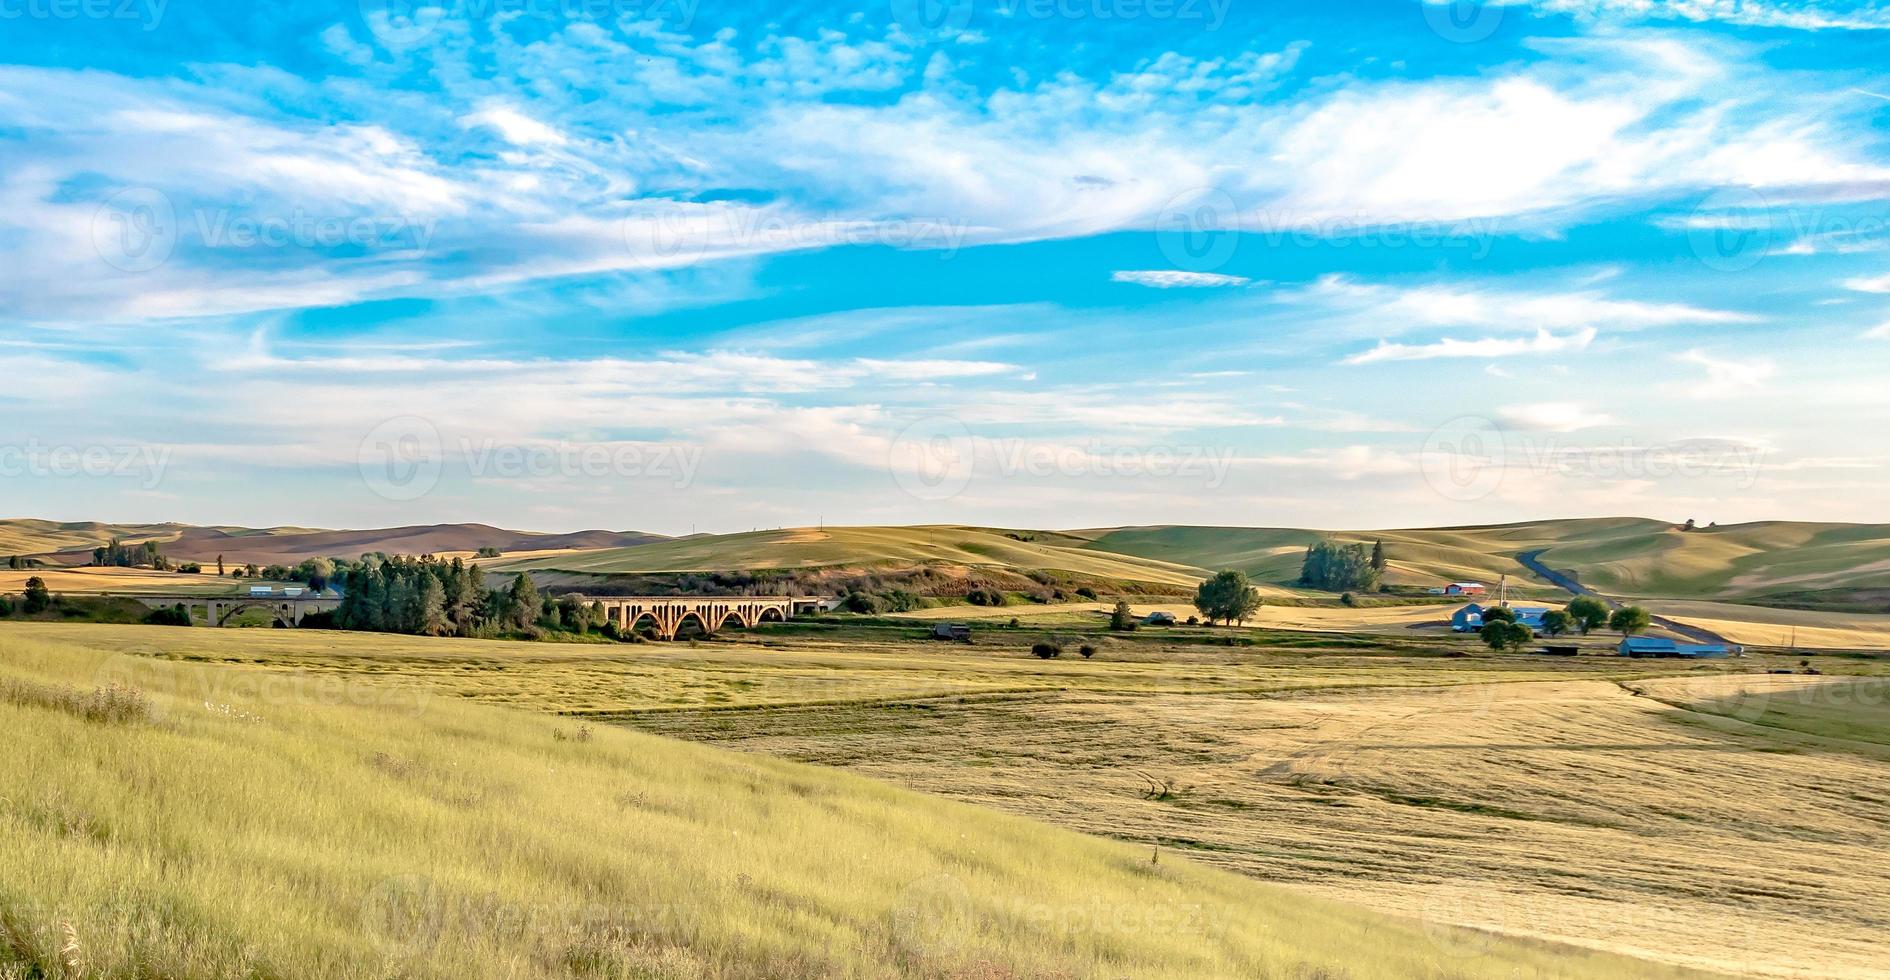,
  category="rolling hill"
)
[494,525,1216,590]
[0,629,1711,979]
[0,519,666,567]
[13,516,1890,608]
